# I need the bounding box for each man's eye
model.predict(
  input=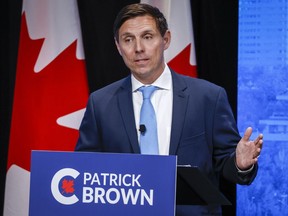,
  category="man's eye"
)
[144,35,152,40]
[124,38,132,43]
